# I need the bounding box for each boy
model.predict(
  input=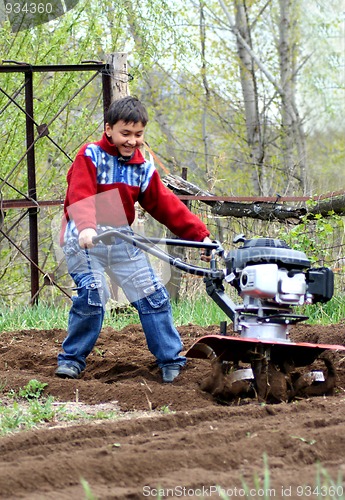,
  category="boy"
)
[56,96,211,383]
